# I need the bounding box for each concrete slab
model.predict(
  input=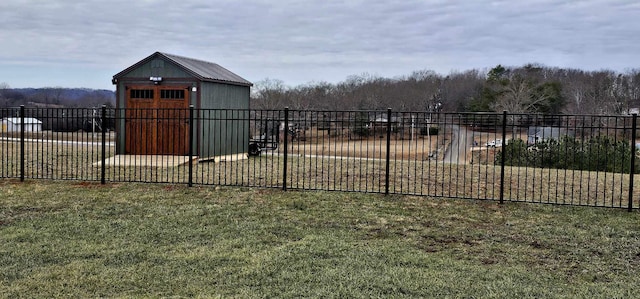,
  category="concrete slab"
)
[95,155,197,167]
